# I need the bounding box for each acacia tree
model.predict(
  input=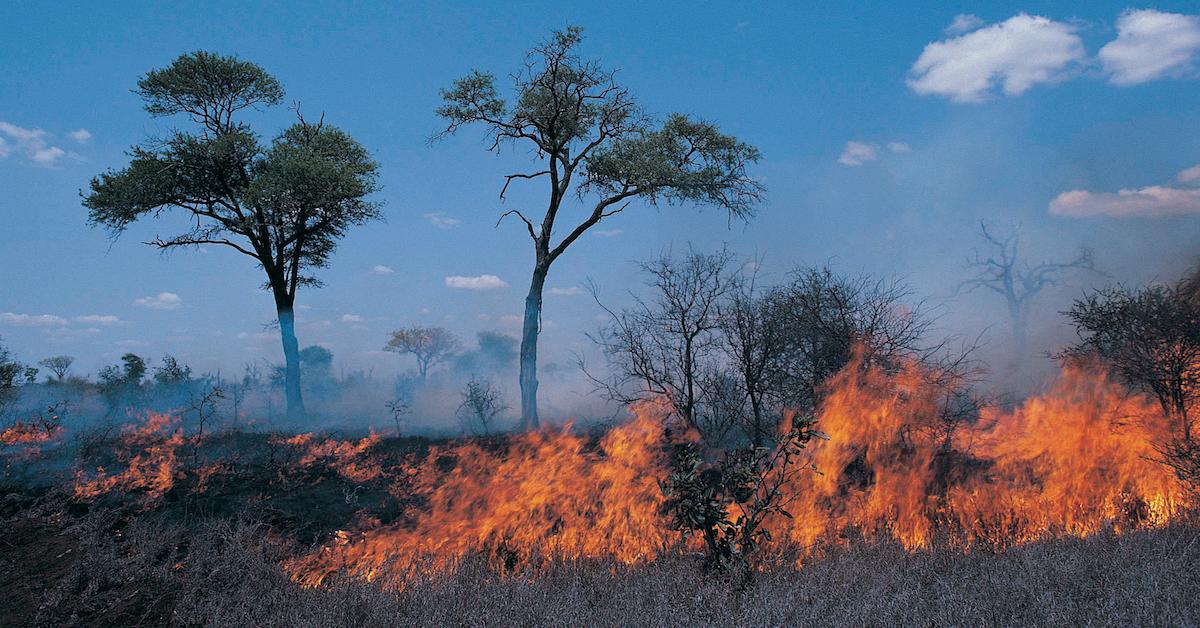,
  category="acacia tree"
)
[83,52,381,418]
[38,356,75,382]
[384,326,461,381]
[436,27,764,429]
